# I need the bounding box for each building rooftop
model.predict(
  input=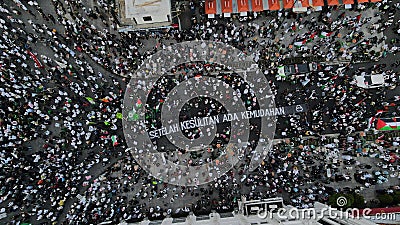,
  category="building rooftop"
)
[117,0,172,30]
